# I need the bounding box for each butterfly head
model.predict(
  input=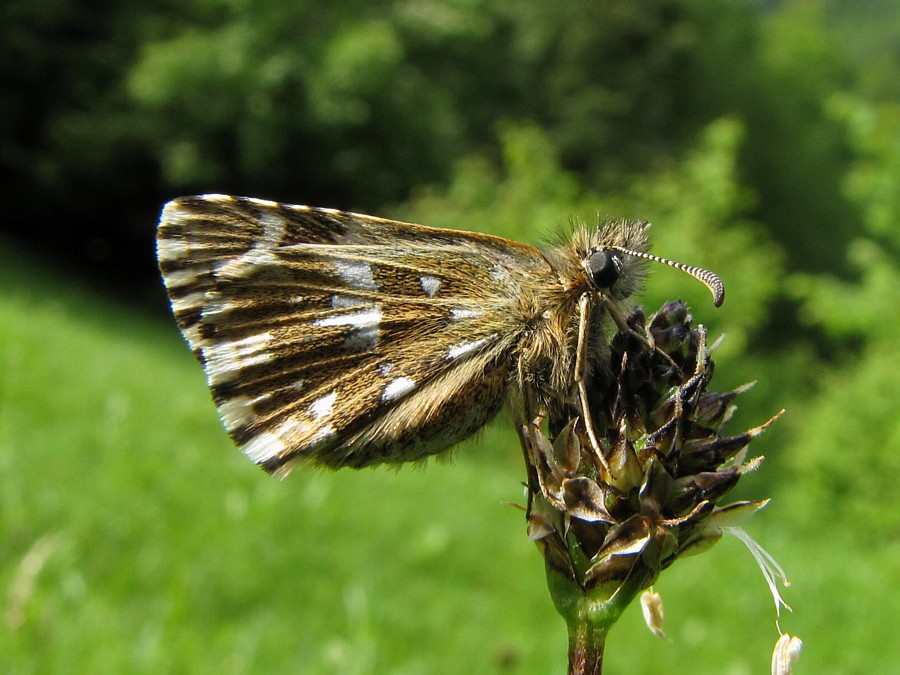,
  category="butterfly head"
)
[561,219,652,303]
